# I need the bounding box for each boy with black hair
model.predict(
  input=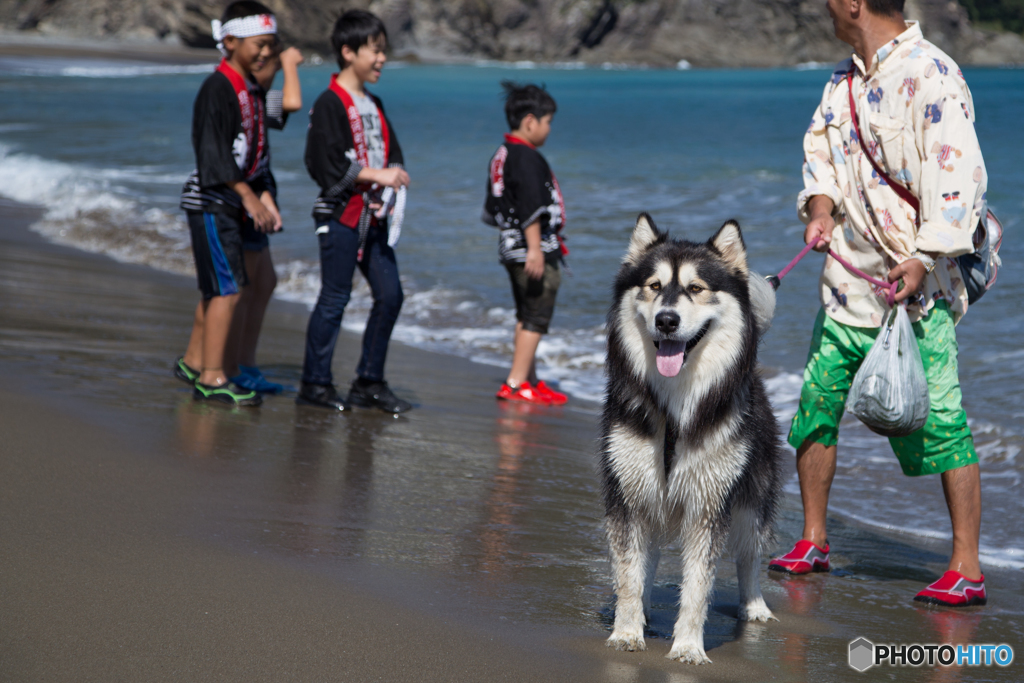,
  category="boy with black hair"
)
[174,0,280,406]
[483,81,568,405]
[225,41,305,395]
[298,9,412,413]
